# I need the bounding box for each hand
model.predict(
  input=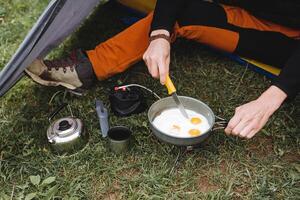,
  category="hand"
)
[143,30,171,84]
[225,86,287,139]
